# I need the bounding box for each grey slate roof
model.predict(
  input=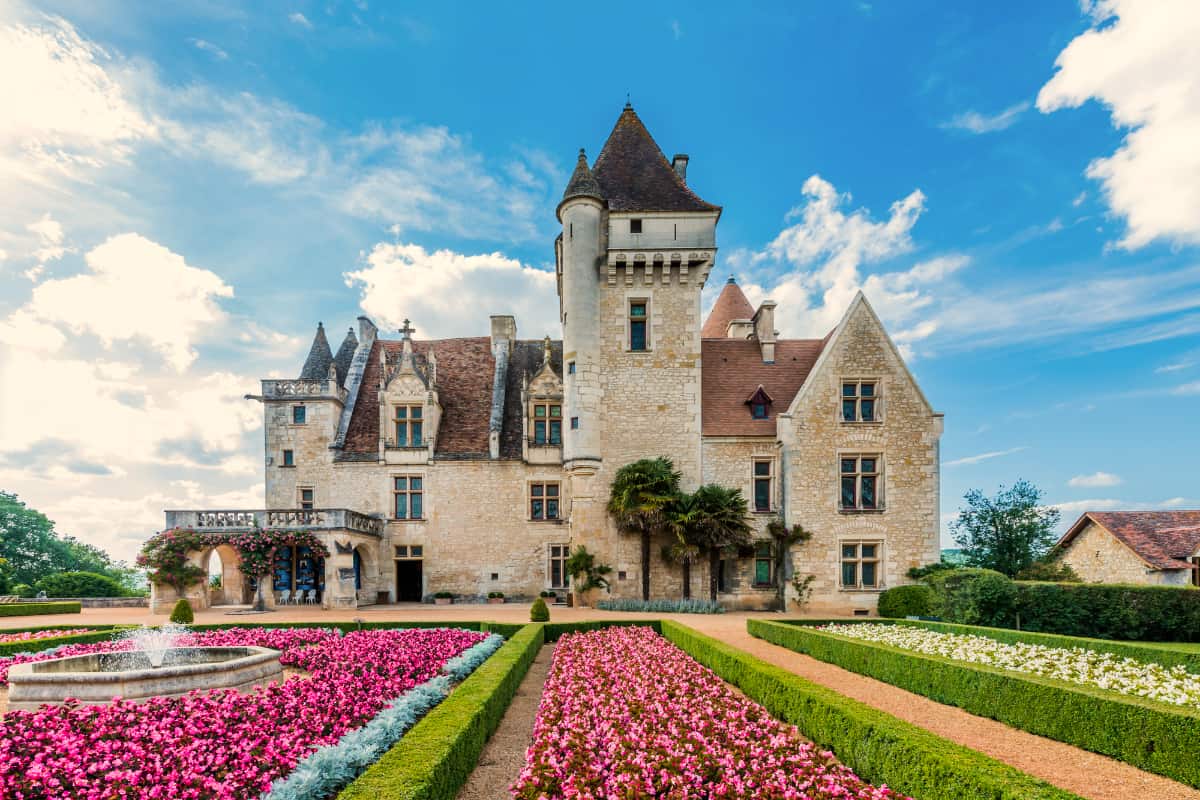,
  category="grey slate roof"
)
[332,327,358,387]
[299,322,334,380]
[500,339,563,459]
[559,148,603,212]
